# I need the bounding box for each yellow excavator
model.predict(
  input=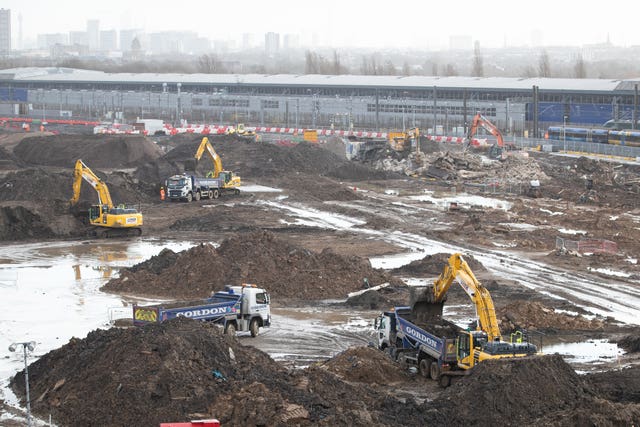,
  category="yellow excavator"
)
[408,253,538,385]
[70,159,143,238]
[193,137,241,193]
